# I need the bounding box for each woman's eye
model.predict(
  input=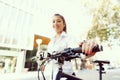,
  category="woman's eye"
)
[53,20,62,23]
[57,21,61,22]
[53,21,55,23]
